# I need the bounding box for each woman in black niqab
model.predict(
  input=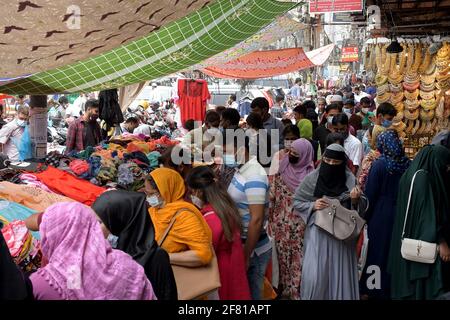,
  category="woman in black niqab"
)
[92,190,177,300]
[314,144,349,198]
